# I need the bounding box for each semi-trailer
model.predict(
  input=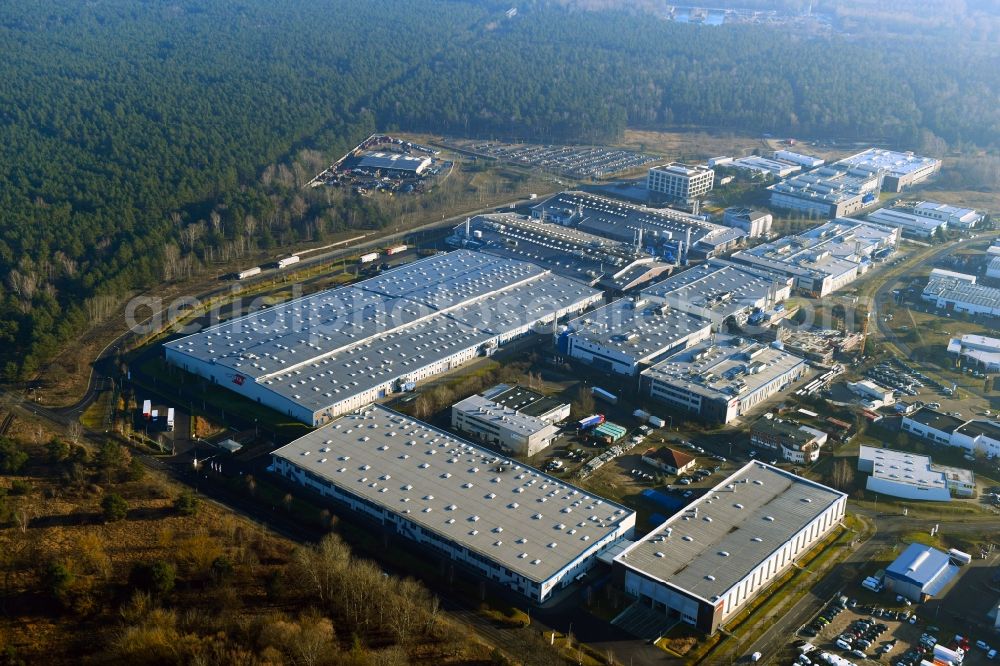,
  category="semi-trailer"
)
[360,252,380,264]
[277,255,301,269]
[166,408,175,432]
[142,400,152,420]
[577,414,605,430]
[385,245,408,255]
[236,266,262,280]
[591,386,618,405]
